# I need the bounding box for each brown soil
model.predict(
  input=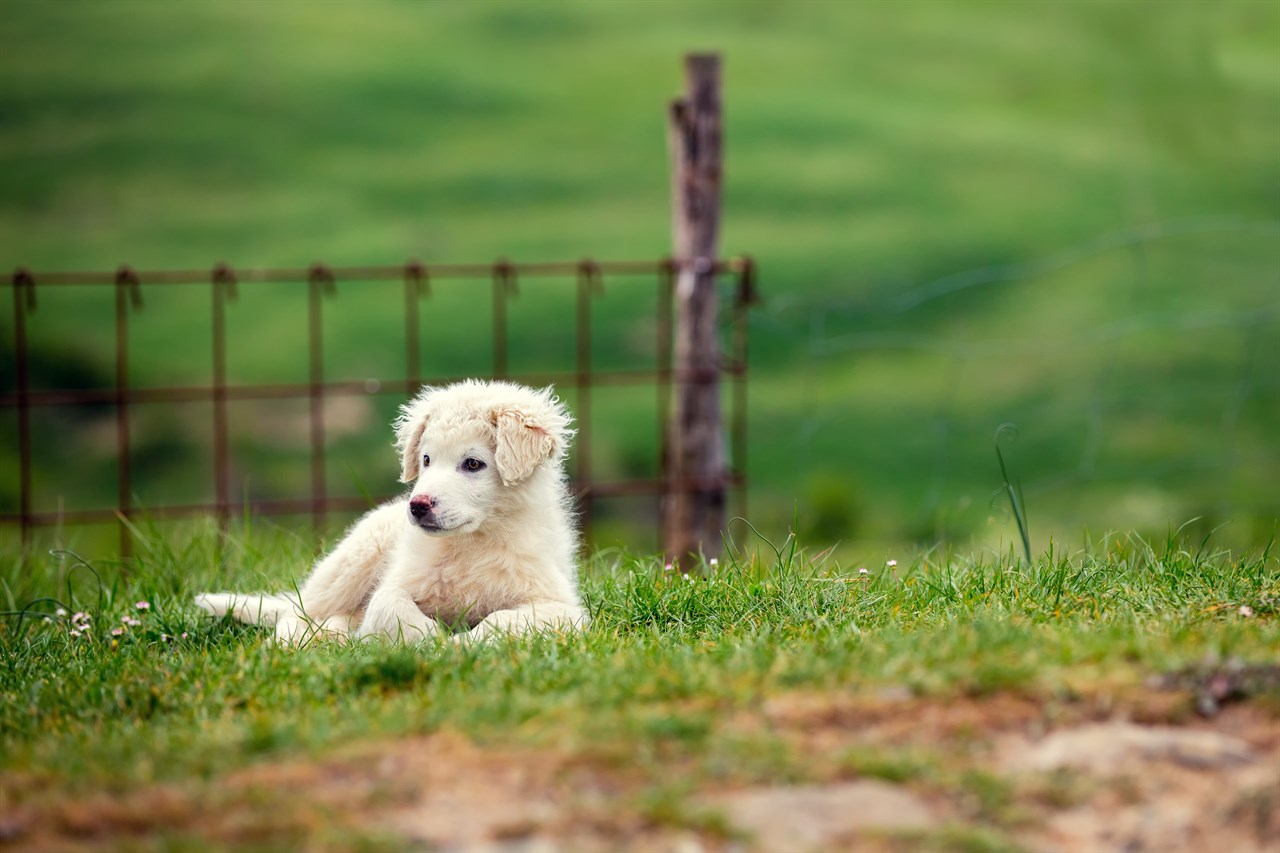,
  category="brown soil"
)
[2,690,1277,852]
